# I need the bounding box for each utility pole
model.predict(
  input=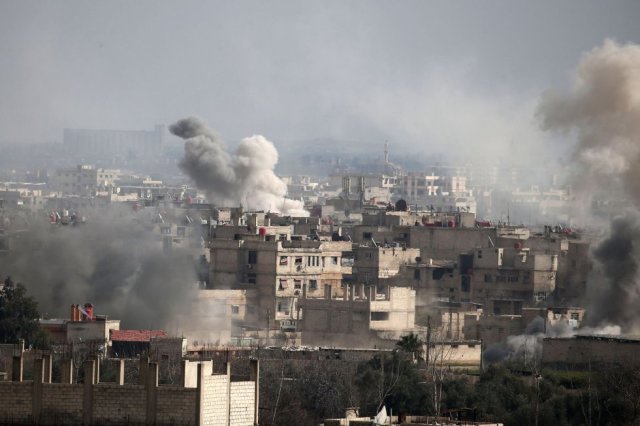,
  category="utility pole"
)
[266,309,270,347]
